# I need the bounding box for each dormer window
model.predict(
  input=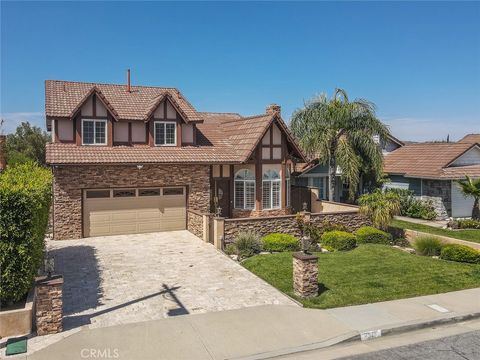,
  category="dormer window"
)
[82,119,107,145]
[154,121,176,146]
